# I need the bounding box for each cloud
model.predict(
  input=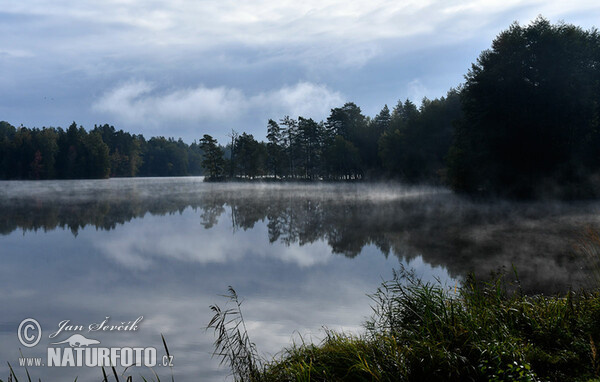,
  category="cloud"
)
[3,0,600,138]
[92,80,345,136]
[0,49,35,59]
[406,78,430,103]
[254,82,346,118]
[92,81,246,125]
[6,0,600,69]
